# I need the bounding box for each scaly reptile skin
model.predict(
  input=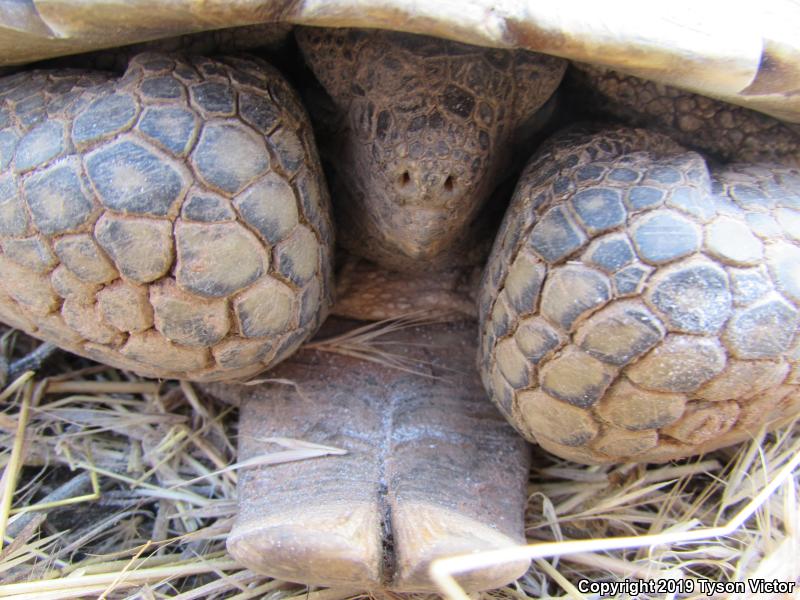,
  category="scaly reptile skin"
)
[480,126,800,463]
[568,64,800,167]
[0,53,334,381]
[0,33,799,465]
[296,27,566,271]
